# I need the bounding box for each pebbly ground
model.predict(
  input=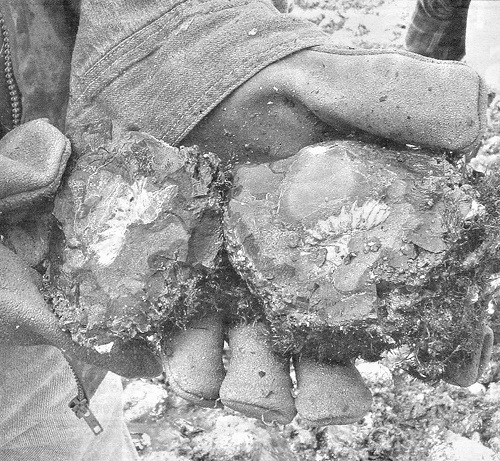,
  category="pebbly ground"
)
[123,1,500,460]
[125,338,500,460]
